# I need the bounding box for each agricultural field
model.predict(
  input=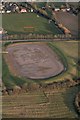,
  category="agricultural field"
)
[2,86,79,118]
[54,11,78,36]
[2,40,80,118]
[2,13,62,35]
